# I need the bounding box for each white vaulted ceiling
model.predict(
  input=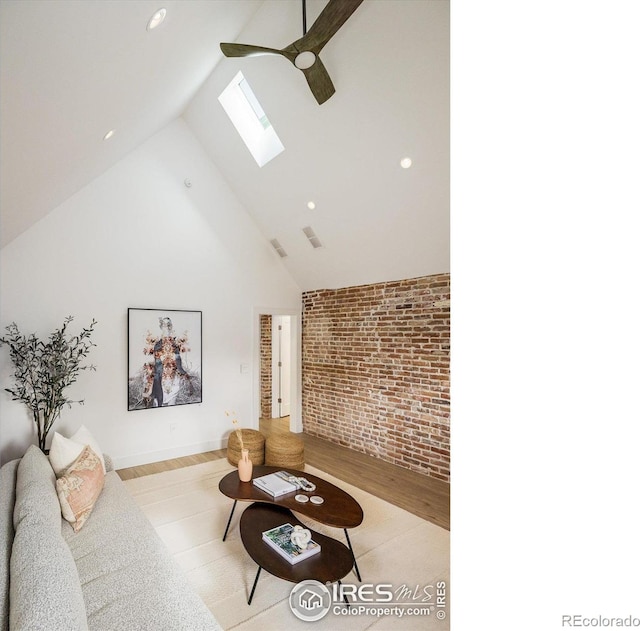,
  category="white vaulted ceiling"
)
[0,0,449,291]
